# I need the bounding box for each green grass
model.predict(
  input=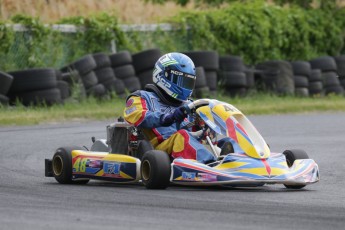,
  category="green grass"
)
[1,93,345,126]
